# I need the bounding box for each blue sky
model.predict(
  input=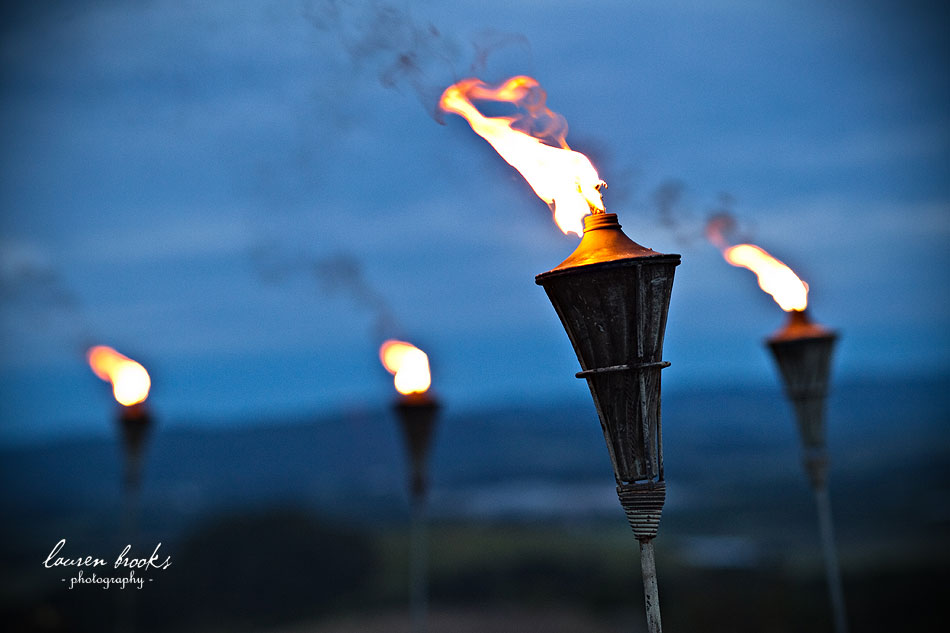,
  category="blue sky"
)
[1,0,947,443]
